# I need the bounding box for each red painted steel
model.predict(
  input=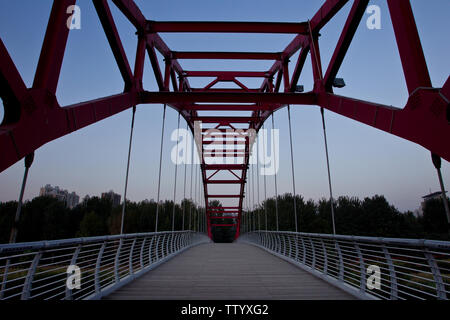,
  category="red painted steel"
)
[0,0,448,240]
